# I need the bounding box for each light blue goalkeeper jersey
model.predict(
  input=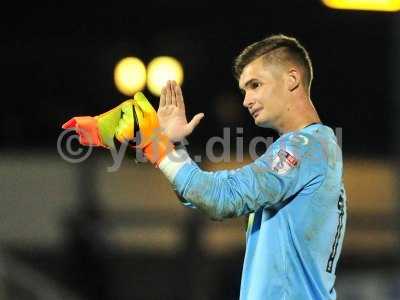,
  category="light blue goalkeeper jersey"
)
[159,123,347,300]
